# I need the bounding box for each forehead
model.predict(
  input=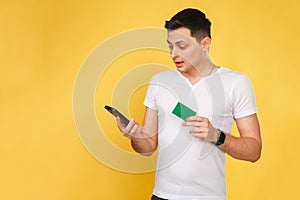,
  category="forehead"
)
[167,27,195,43]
